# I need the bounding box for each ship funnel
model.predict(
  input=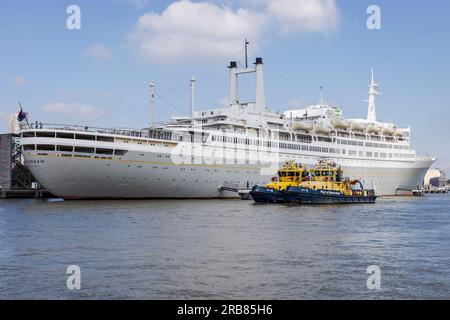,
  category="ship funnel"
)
[228,61,238,105]
[254,58,266,112]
